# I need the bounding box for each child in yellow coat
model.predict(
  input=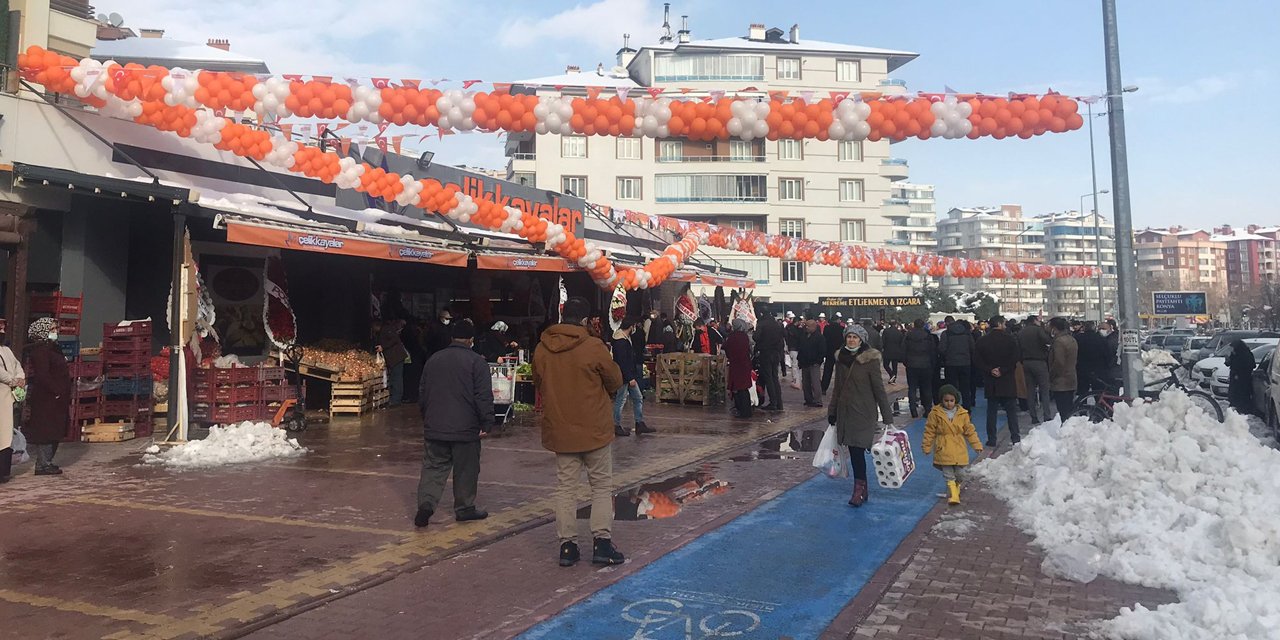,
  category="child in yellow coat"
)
[922,385,983,505]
